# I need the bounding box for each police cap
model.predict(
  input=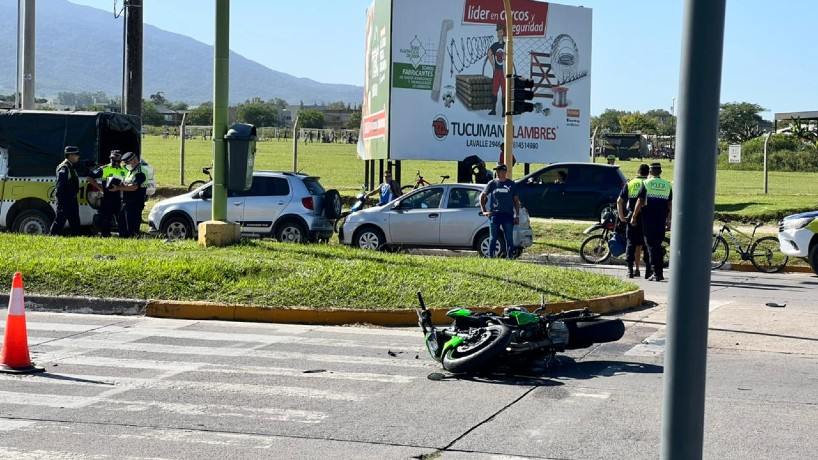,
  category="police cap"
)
[120,151,137,162]
[64,146,80,157]
[109,150,122,160]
